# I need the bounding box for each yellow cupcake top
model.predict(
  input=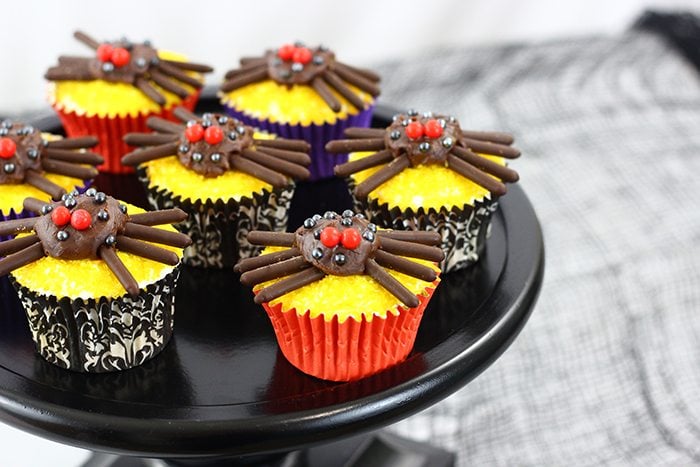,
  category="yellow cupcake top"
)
[259,254,439,324]
[46,31,212,118]
[10,202,184,299]
[219,44,379,125]
[349,151,504,211]
[239,212,444,324]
